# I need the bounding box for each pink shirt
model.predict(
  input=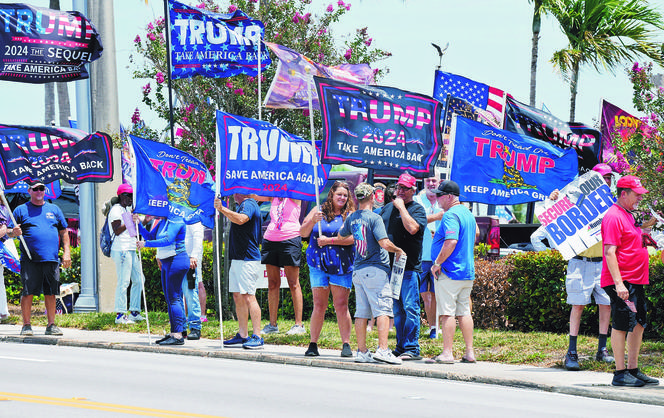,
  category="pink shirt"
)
[600,204,649,287]
[263,198,301,241]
